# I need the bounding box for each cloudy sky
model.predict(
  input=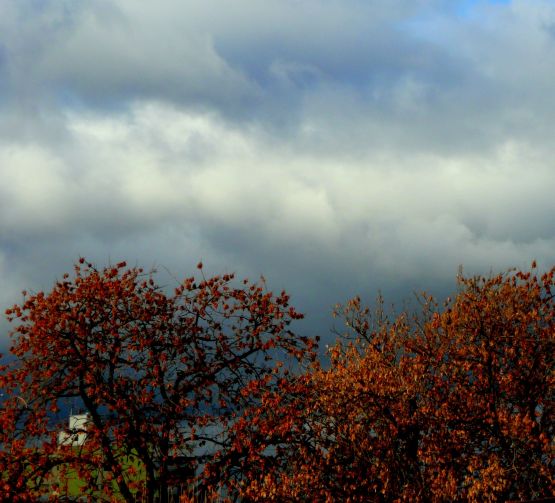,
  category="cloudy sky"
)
[1,0,555,346]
